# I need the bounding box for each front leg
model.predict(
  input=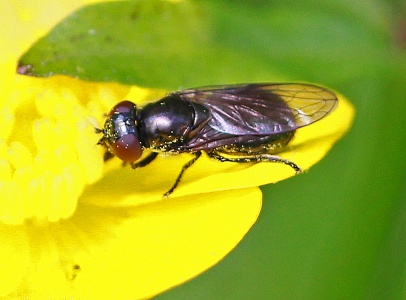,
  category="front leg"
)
[131,152,159,169]
[103,150,115,162]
